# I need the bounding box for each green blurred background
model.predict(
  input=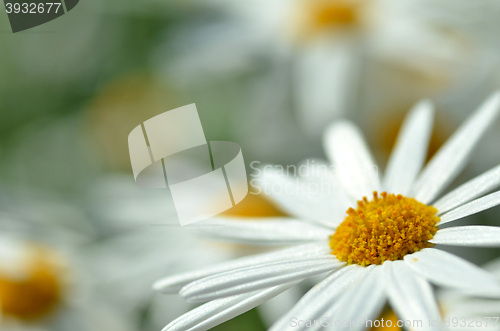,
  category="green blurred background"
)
[1,0,500,330]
